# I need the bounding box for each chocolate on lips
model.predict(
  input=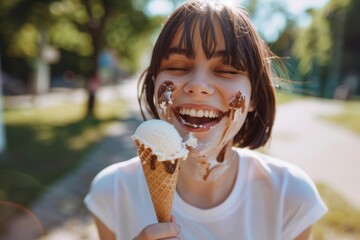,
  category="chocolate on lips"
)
[156,80,246,129]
